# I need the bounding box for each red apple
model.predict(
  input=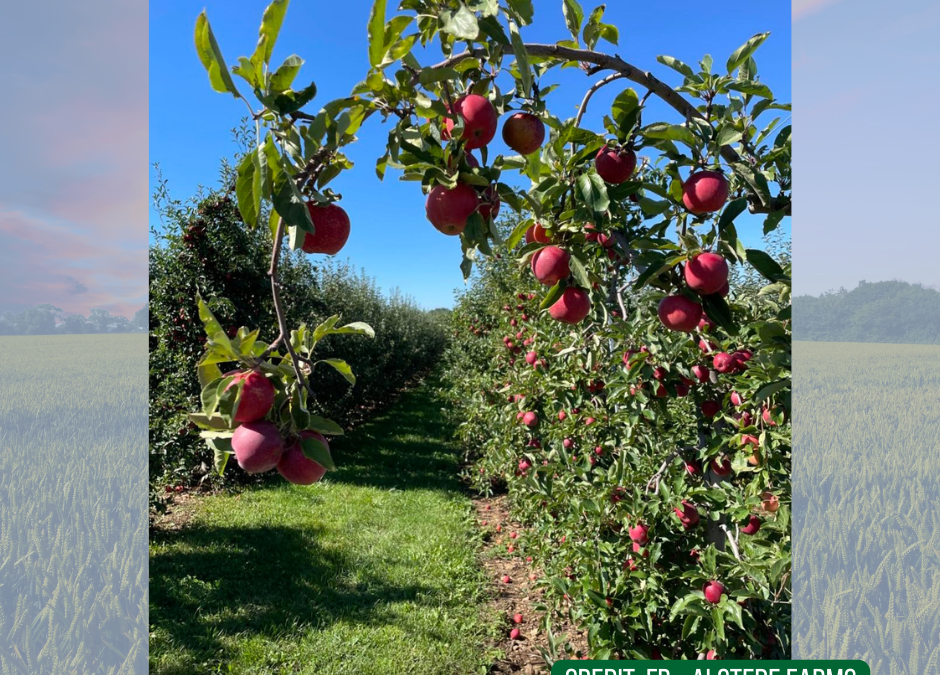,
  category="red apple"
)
[531,246,571,285]
[231,420,284,474]
[301,203,351,255]
[703,580,725,604]
[549,287,592,324]
[502,112,545,155]
[478,185,501,222]
[730,391,744,407]
[683,171,729,214]
[425,183,479,235]
[692,365,710,383]
[629,523,650,546]
[741,514,762,535]
[224,370,275,424]
[510,627,521,640]
[684,252,729,295]
[658,295,703,332]
[595,146,637,184]
[276,431,329,485]
[710,456,732,476]
[524,222,552,244]
[513,613,524,624]
[443,94,498,149]
[712,352,735,373]
[522,411,538,427]
[675,500,700,529]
